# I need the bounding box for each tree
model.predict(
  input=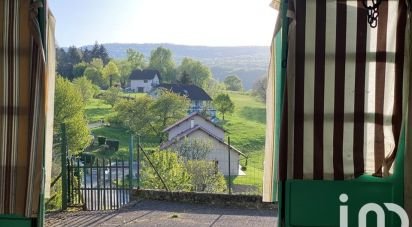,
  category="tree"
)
[224,75,243,91]
[73,76,94,103]
[151,89,190,139]
[89,58,104,71]
[177,57,212,88]
[56,46,82,80]
[102,61,120,87]
[213,94,234,120]
[140,150,192,191]
[115,90,190,138]
[252,76,267,102]
[204,78,226,98]
[186,160,227,193]
[115,95,155,136]
[115,60,132,88]
[83,42,110,64]
[102,87,122,107]
[148,47,176,83]
[178,71,192,85]
[72,62,88,78]
[126,48,146,69]
[54,76,92,153]
[173,138,212,160]
[84,66,107,88]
